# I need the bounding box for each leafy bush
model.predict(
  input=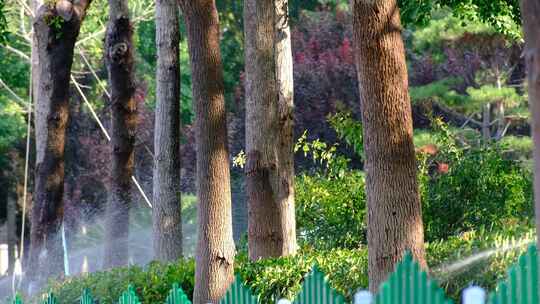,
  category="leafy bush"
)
[236,249,368,303]
[47,259,195,303]
[499,135,533,162]
[295,171,366,250]
[421,122,534,241]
